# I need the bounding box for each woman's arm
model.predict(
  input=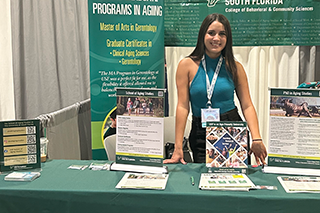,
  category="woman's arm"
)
[234,62,267,165]
[163,58,193,164]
